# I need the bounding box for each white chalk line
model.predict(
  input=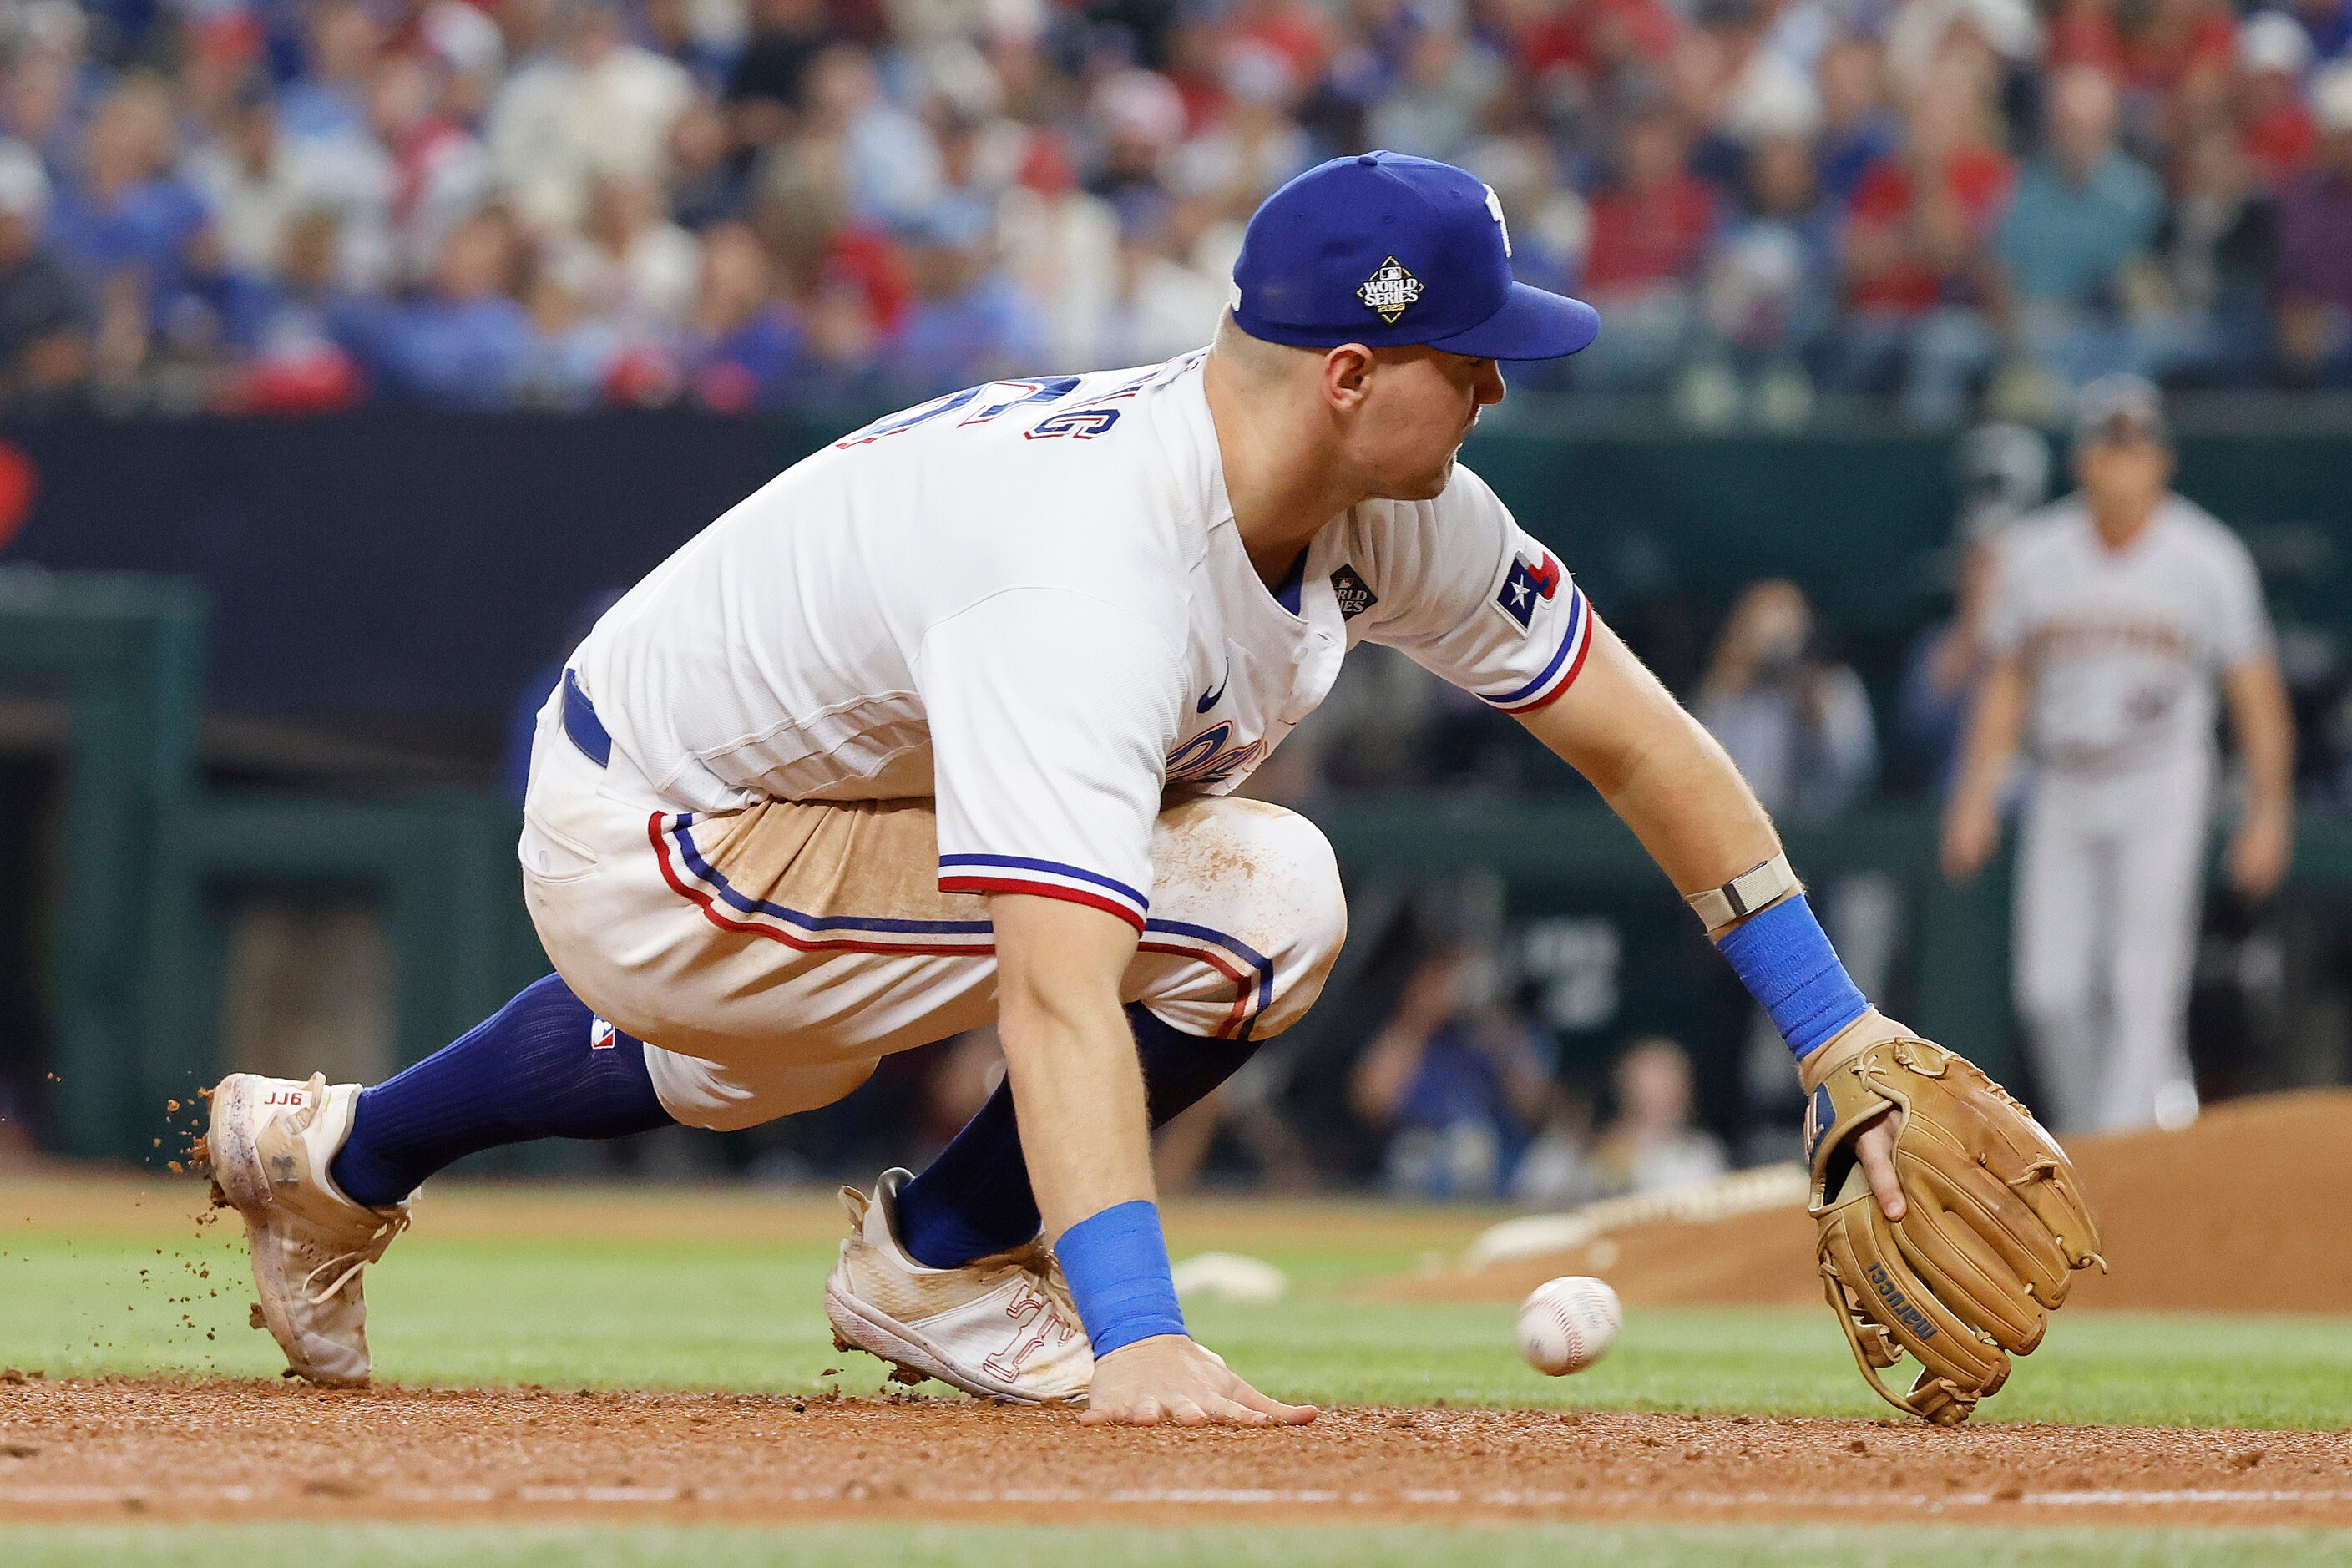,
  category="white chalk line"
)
[3,1484,2349,1512]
